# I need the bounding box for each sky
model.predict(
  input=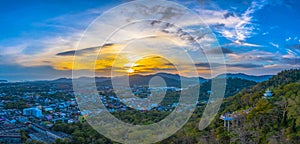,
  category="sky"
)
[0,0,300,81]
